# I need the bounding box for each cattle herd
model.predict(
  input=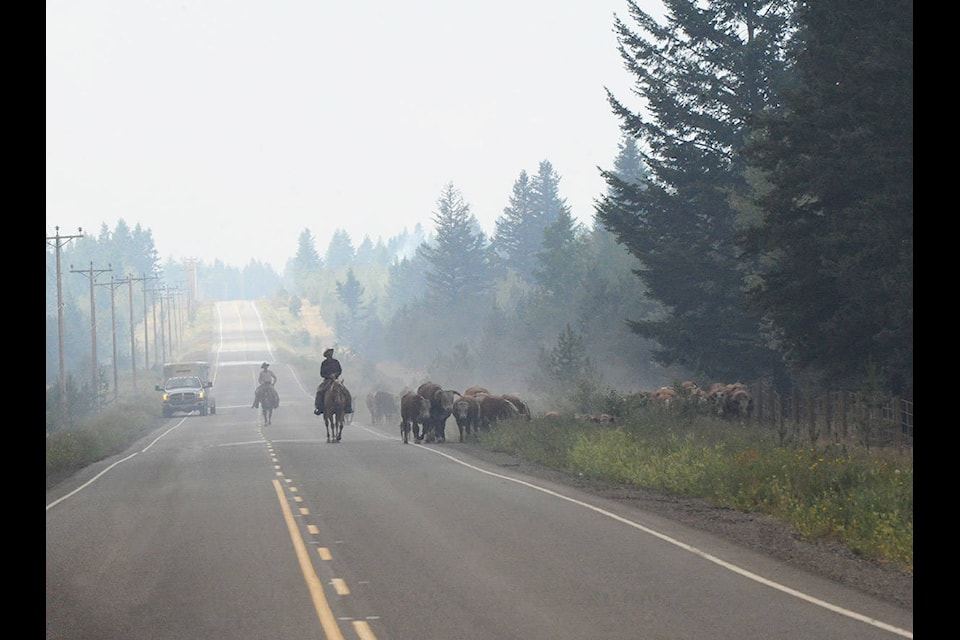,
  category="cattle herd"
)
[366,383,532,445]
[643,381,754,418]
[365,380,753,445]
